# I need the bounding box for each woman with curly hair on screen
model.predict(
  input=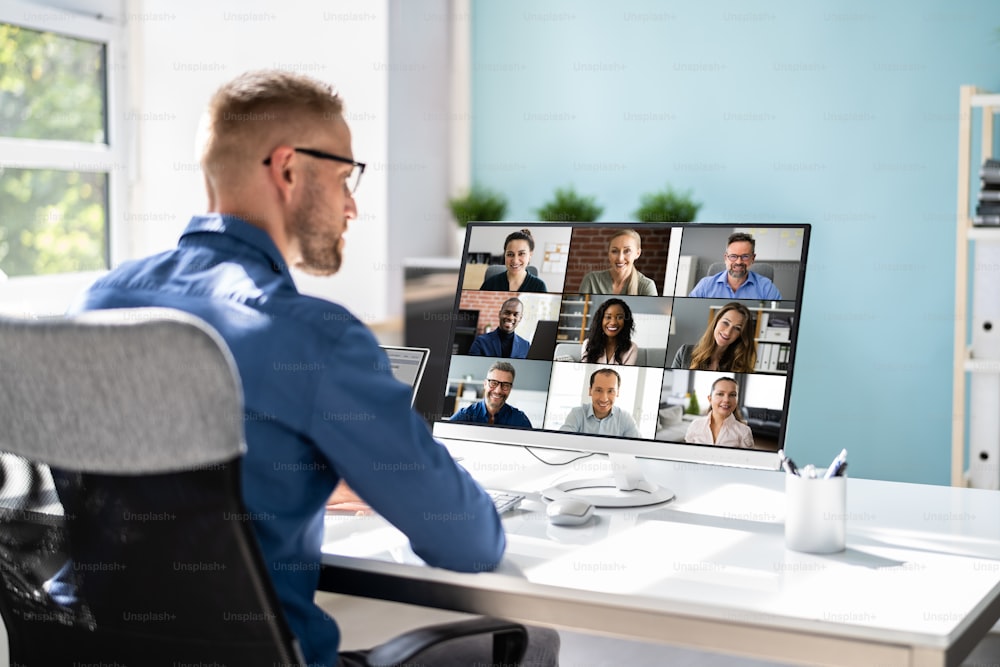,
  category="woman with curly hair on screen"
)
[581,298,638,365]
[671,301,756,373]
